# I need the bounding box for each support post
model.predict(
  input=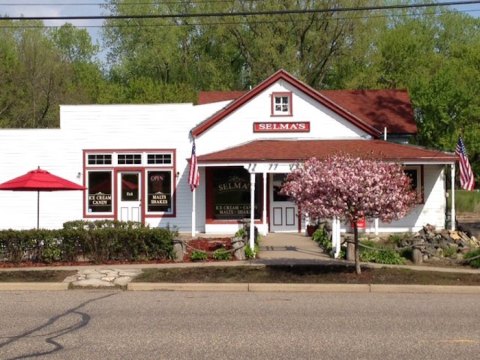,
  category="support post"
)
[250,172,256,251]
[332,218,337,258]
[451,163,455,231]
[334,218,341,259]
[374,218,379,235]
[191,188,196,237]
[262,172,267,234]
[37,191,40,229]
